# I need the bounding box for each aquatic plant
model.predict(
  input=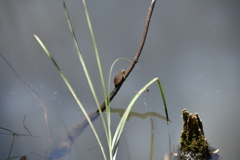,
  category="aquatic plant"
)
[34,0,169,159]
